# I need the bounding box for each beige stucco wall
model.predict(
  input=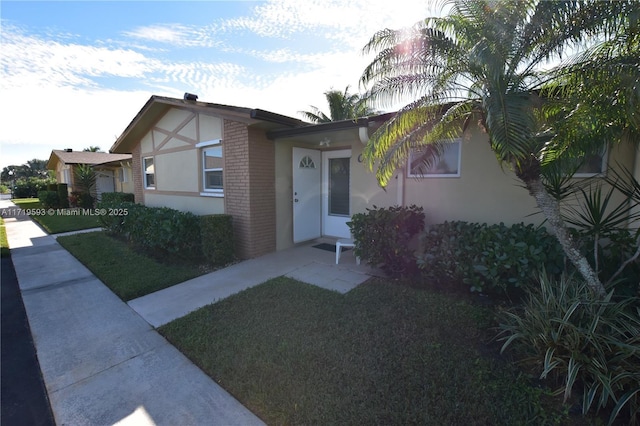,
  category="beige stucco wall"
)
[120,166,135,194]
[275,140,295,251]
[144,192,224,215]
[350,140,401,214]
[155,150,199,192]
[275,124,638,252]
[136,108,226,216]
[403,127,541,226]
